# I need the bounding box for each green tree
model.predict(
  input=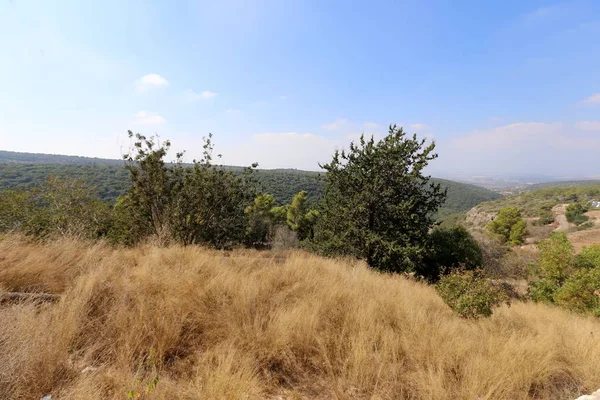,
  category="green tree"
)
[123,132,176,243]
[417,226,483,282]
[245,194,277,244]
[124,131,257,247]
[487,207,527,245]
[287,191,318,241]
[312,125,447,272]
[529,233,575,303]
